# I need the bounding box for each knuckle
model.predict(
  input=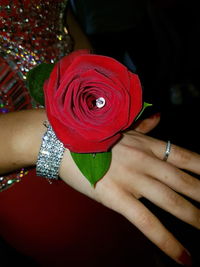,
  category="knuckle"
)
[173,146,191,165]
[117,144,148,166]
[130,148,148,163]
[188,208,200,228]
[165,189,183,208]
[159,236,173,252]
[136,211,155,230]
[180,172,195,188]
